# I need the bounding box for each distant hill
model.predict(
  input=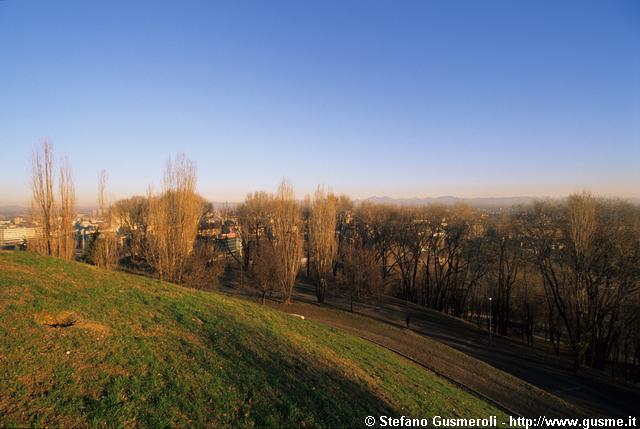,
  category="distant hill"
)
[0,205,29,217]
[361,196,538,208]
[0,205,99,217]
[0,251,505,427]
